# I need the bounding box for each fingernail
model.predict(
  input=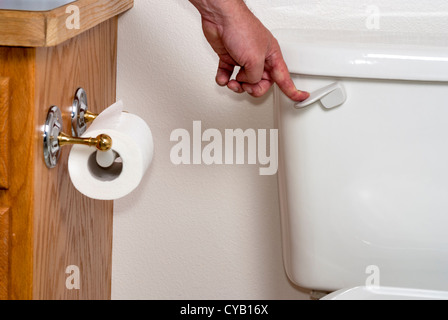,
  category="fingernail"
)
[245,87,253,94]
[297,90,310,101]
[216,76,228,87]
